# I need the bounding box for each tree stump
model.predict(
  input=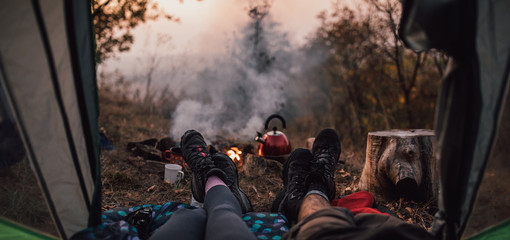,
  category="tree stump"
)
[358,129,437,202]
